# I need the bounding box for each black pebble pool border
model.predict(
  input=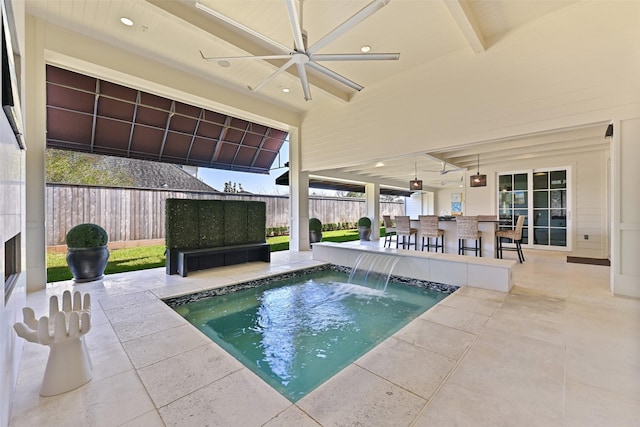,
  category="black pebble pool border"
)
[163,264,459,308]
